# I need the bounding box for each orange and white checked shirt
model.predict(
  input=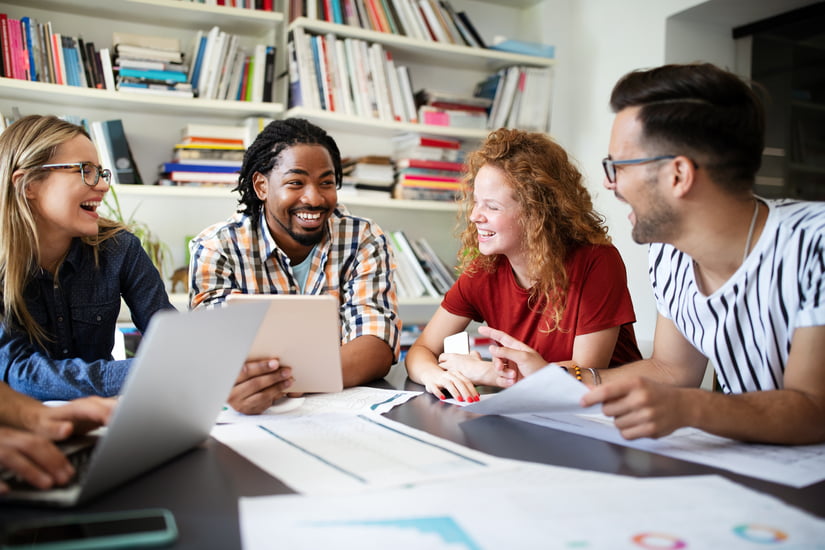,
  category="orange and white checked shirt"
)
[189,207,401,359]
